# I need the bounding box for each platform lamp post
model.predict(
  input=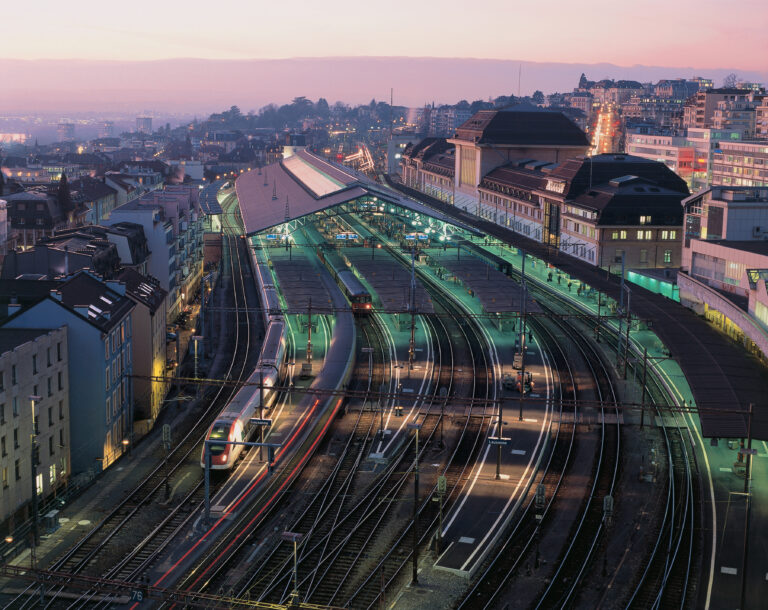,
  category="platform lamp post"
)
[282,531,303,605]
[407,421,422,586]
[29,395,42,555]
[192,335,203,397]
[362,348,374,412]
[740,403,755,610]
[287,361,296,405]
[518,251,527,422]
